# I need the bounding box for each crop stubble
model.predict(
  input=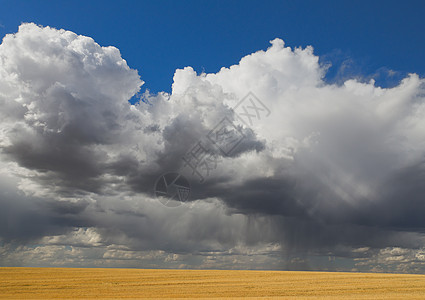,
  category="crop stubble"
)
[1,268,425,299]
